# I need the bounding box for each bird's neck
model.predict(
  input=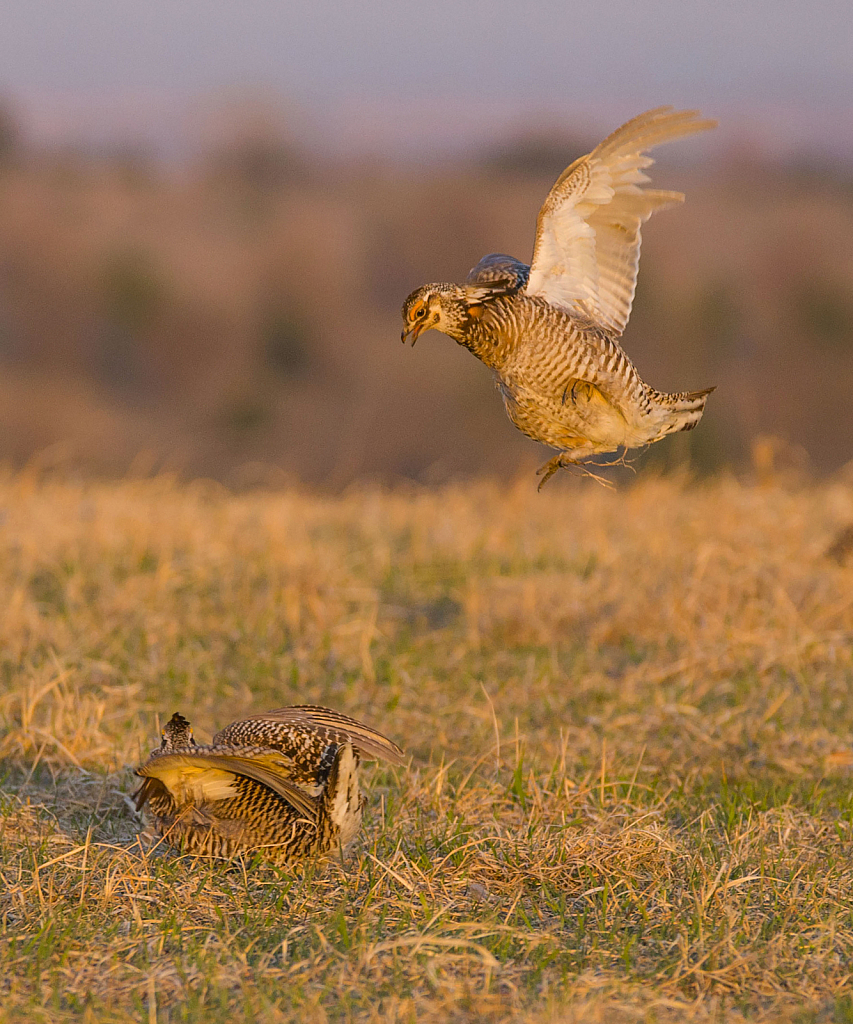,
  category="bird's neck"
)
[455,304,513,369]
